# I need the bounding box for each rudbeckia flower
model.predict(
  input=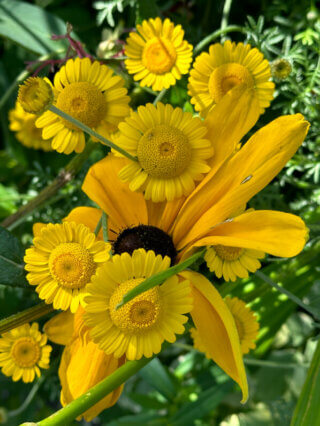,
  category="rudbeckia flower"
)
[9,102,52,151]
[125,17,193,91]
[114,102,213,202]
[35,58,130,154]
[77,85,308,402]
[188,41,274,117]
[0,323,51,383]
[24,221,111,313]
[44,308,124,421]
